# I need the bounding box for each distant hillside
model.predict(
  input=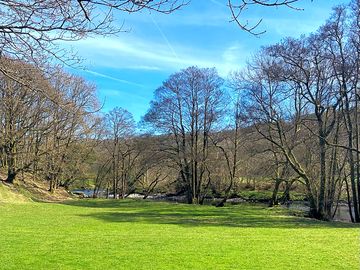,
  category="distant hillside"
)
[0,172,73,203]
